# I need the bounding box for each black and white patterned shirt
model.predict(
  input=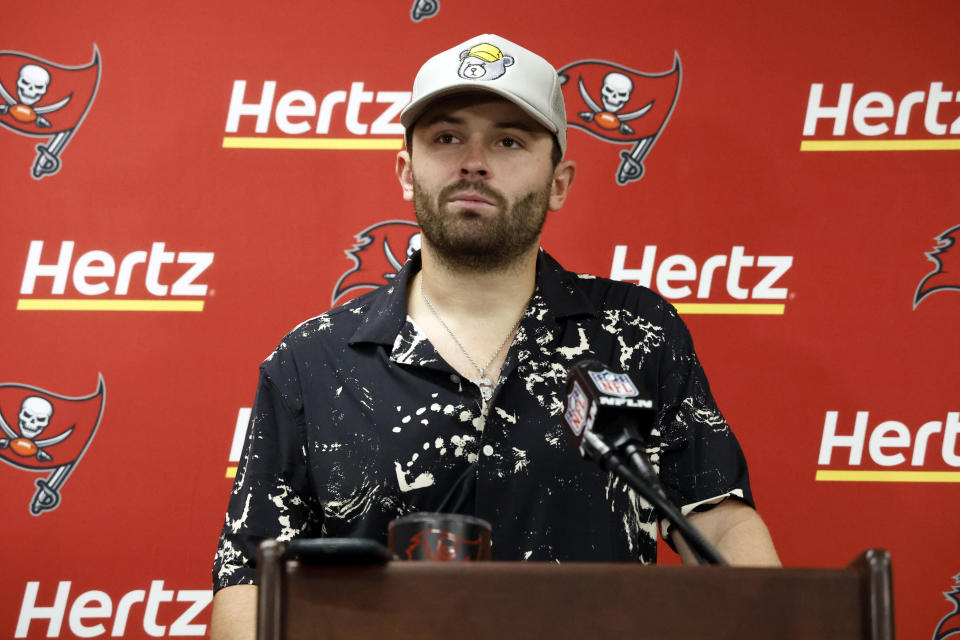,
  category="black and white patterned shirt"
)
[213,250,753,591]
